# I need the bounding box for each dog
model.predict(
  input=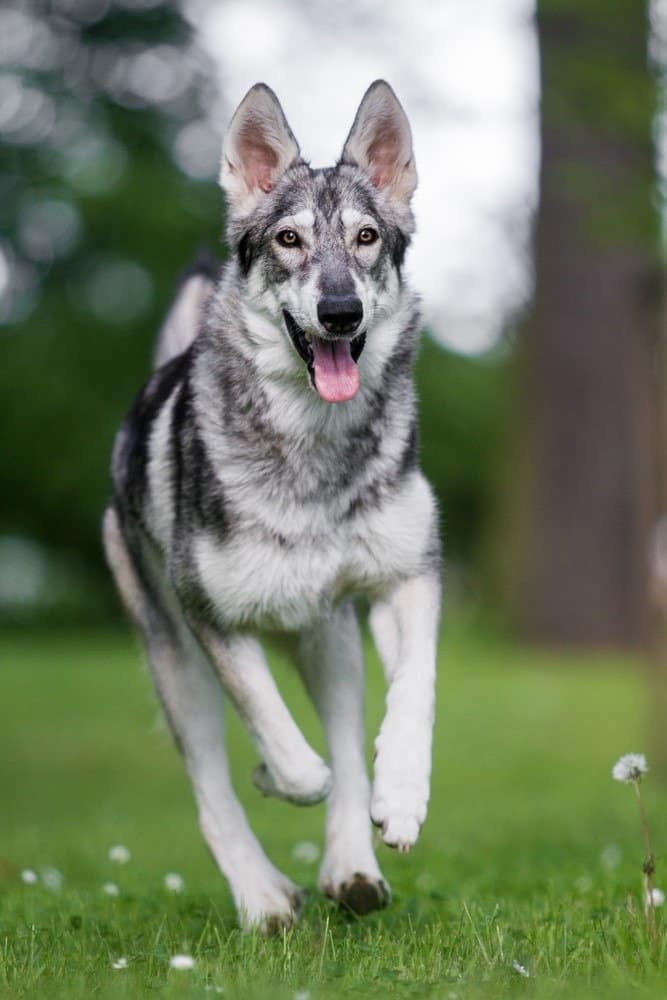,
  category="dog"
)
[103,80,441,932]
